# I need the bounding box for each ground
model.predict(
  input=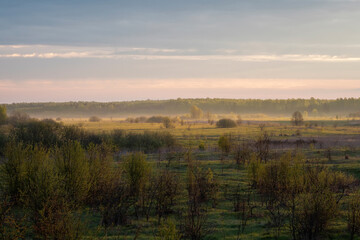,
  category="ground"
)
[53,117,360,239]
